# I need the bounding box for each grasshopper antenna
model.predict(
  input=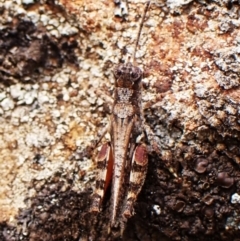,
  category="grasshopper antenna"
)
[132,1,151,65]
